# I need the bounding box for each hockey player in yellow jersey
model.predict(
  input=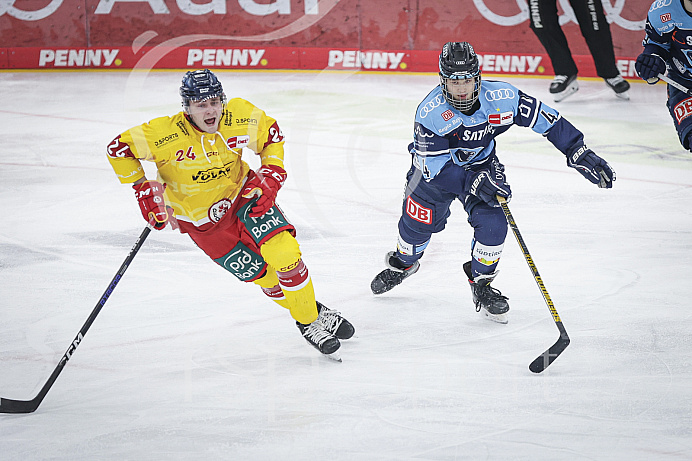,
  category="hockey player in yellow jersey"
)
[107,69,353,360]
